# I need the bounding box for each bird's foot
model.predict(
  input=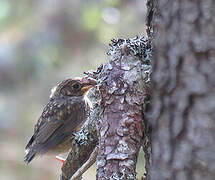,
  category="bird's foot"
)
[56,155,66,163]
